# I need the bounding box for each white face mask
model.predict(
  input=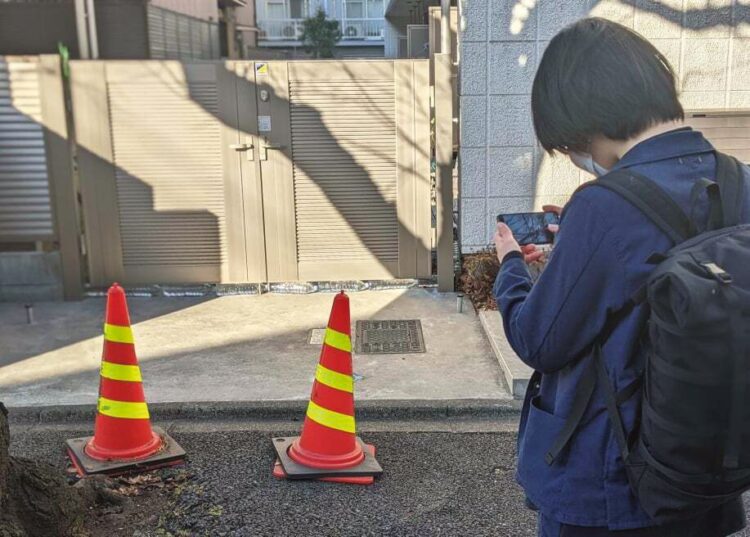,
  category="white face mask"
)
[569,151,609,177]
